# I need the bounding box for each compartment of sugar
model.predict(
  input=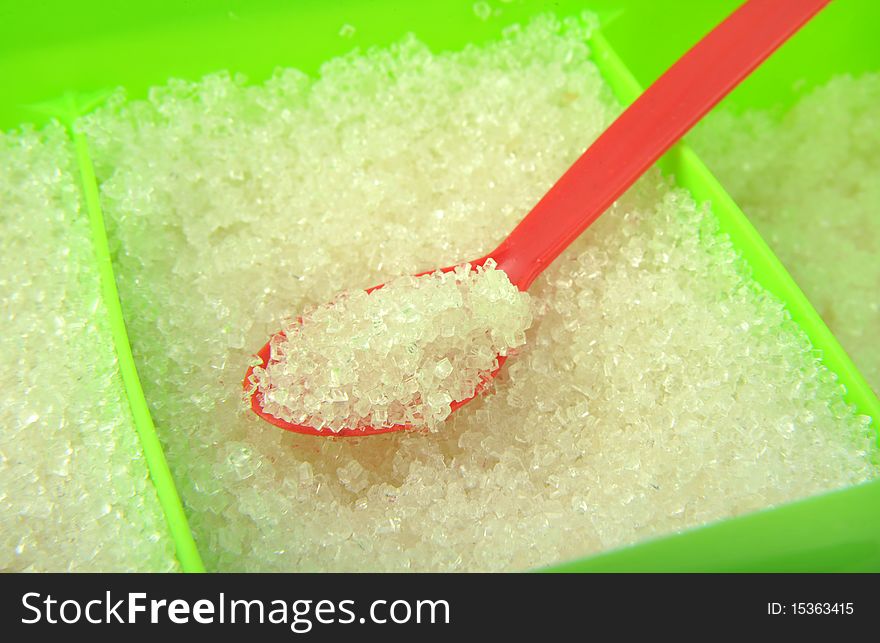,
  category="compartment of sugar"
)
[0,124,177,571]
